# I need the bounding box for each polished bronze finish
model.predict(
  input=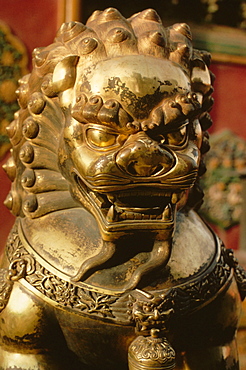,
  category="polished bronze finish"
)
[1,7,246,369]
